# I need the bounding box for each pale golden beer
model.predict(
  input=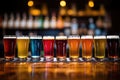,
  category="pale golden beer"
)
[81,35,93,61]
[17,36,29,60]
[94,36,106,60]
[68,36,80,61]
